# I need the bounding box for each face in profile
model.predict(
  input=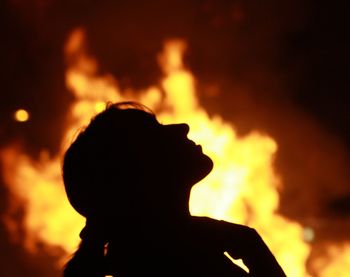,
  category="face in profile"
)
[145,119,214,187]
